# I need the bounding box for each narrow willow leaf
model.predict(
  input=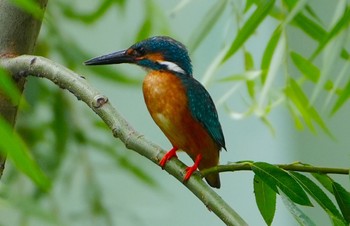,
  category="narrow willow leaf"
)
[290,172,346,225]
[282,0,308,25]
[260,116,276,136]
[51,91,70,176]
[332,182,350,223]
[136,17,152,42]
[293,14,326,42]
[290,51,320,83]
[312,173,334,194]
[261,26,282,83]
[244,0,254,13]
[188,0,228,51]
[331,78,350,115]
[0,68,22,104]
[244,51,255,70]
[252,162,312,206]
[258,31,285,113]
[285,78,332,136]
[285,79,315,132]
[304,5,322,23]
[254,175,276,225]
[281,192,316,226]
[222,0,275,63]
[136,1,157,42]
[0,116,50,190]
[324,59,350,111]
[287,103,304,130]
[312,7,350,59]
[244,51,255,98]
